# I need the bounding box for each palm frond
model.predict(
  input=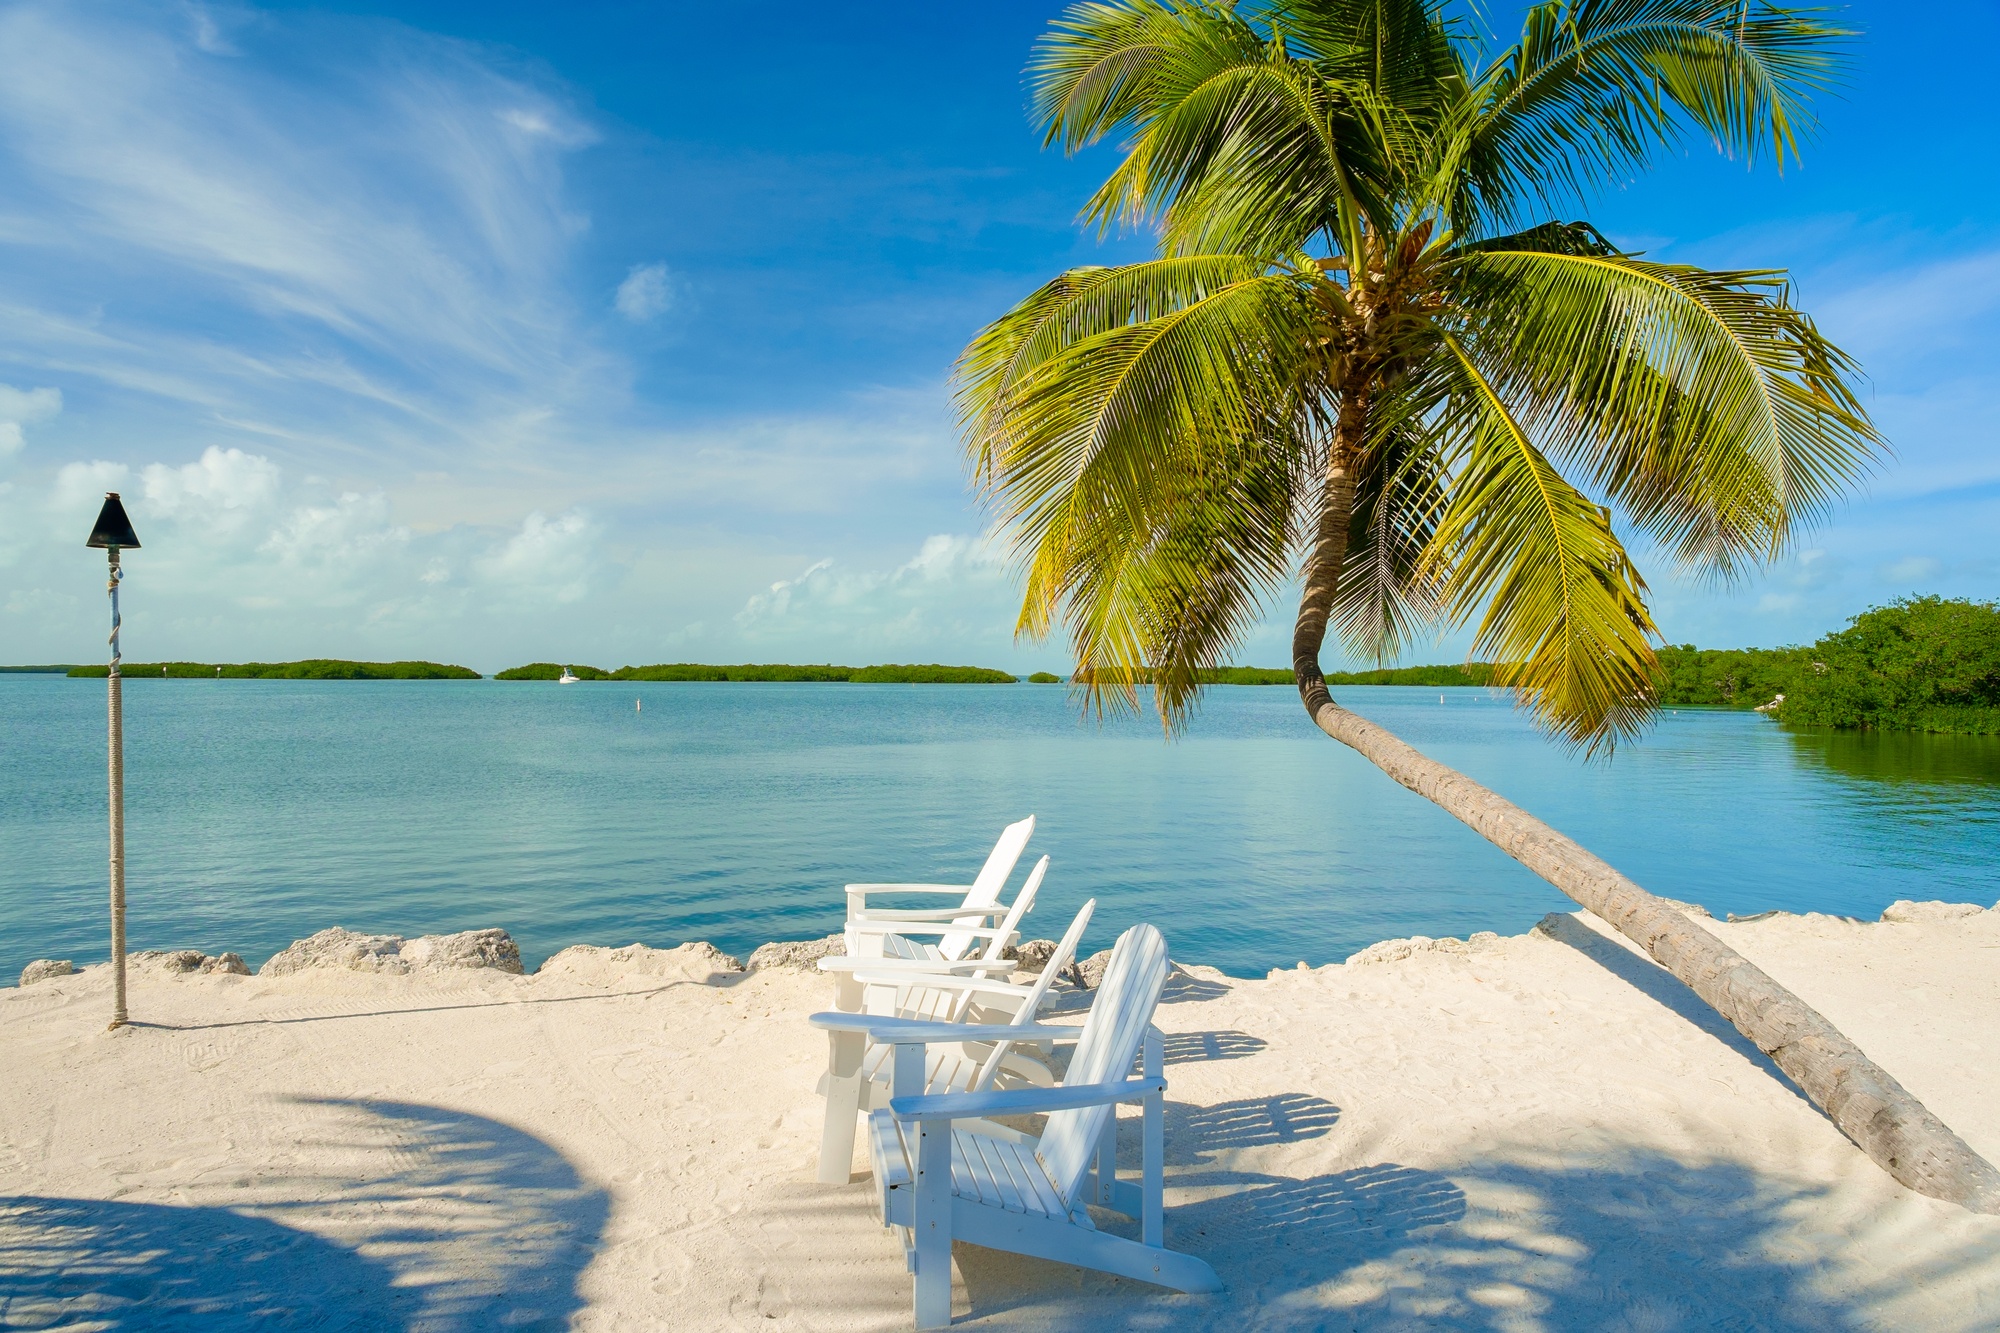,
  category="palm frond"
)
[1449,245,1882,574]
[1330,414,1452,663]
[1031,0,1425,255]
[958,258,1313,554]
[1453,0,1851,229]
[956,254,1322,726]
[1051,421,1306,728]
[1427,334,1660,749]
